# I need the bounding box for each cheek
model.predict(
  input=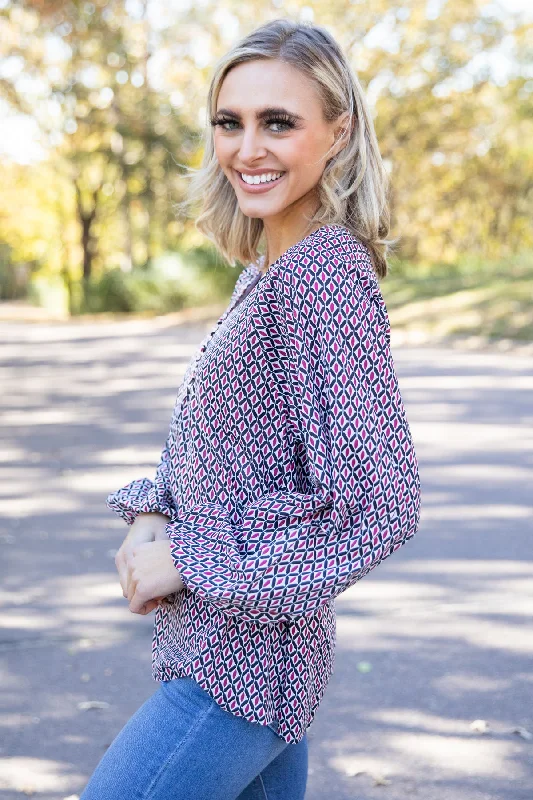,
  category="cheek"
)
[282,132,327,174]
[214,135,233,166]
